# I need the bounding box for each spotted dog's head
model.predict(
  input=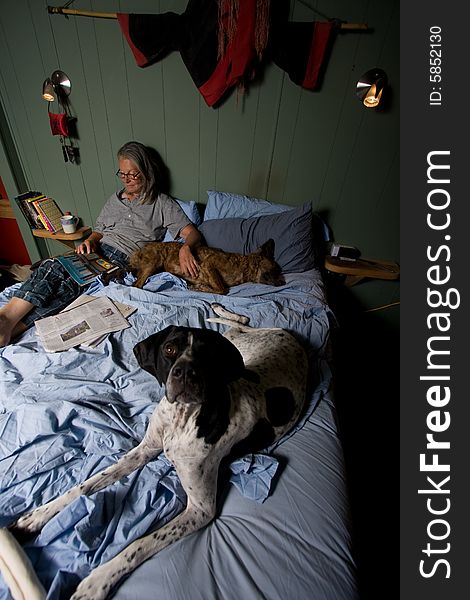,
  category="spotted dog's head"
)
[133,326,245,405]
